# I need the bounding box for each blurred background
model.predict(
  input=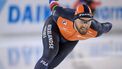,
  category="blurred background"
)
[0,0,122,69]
